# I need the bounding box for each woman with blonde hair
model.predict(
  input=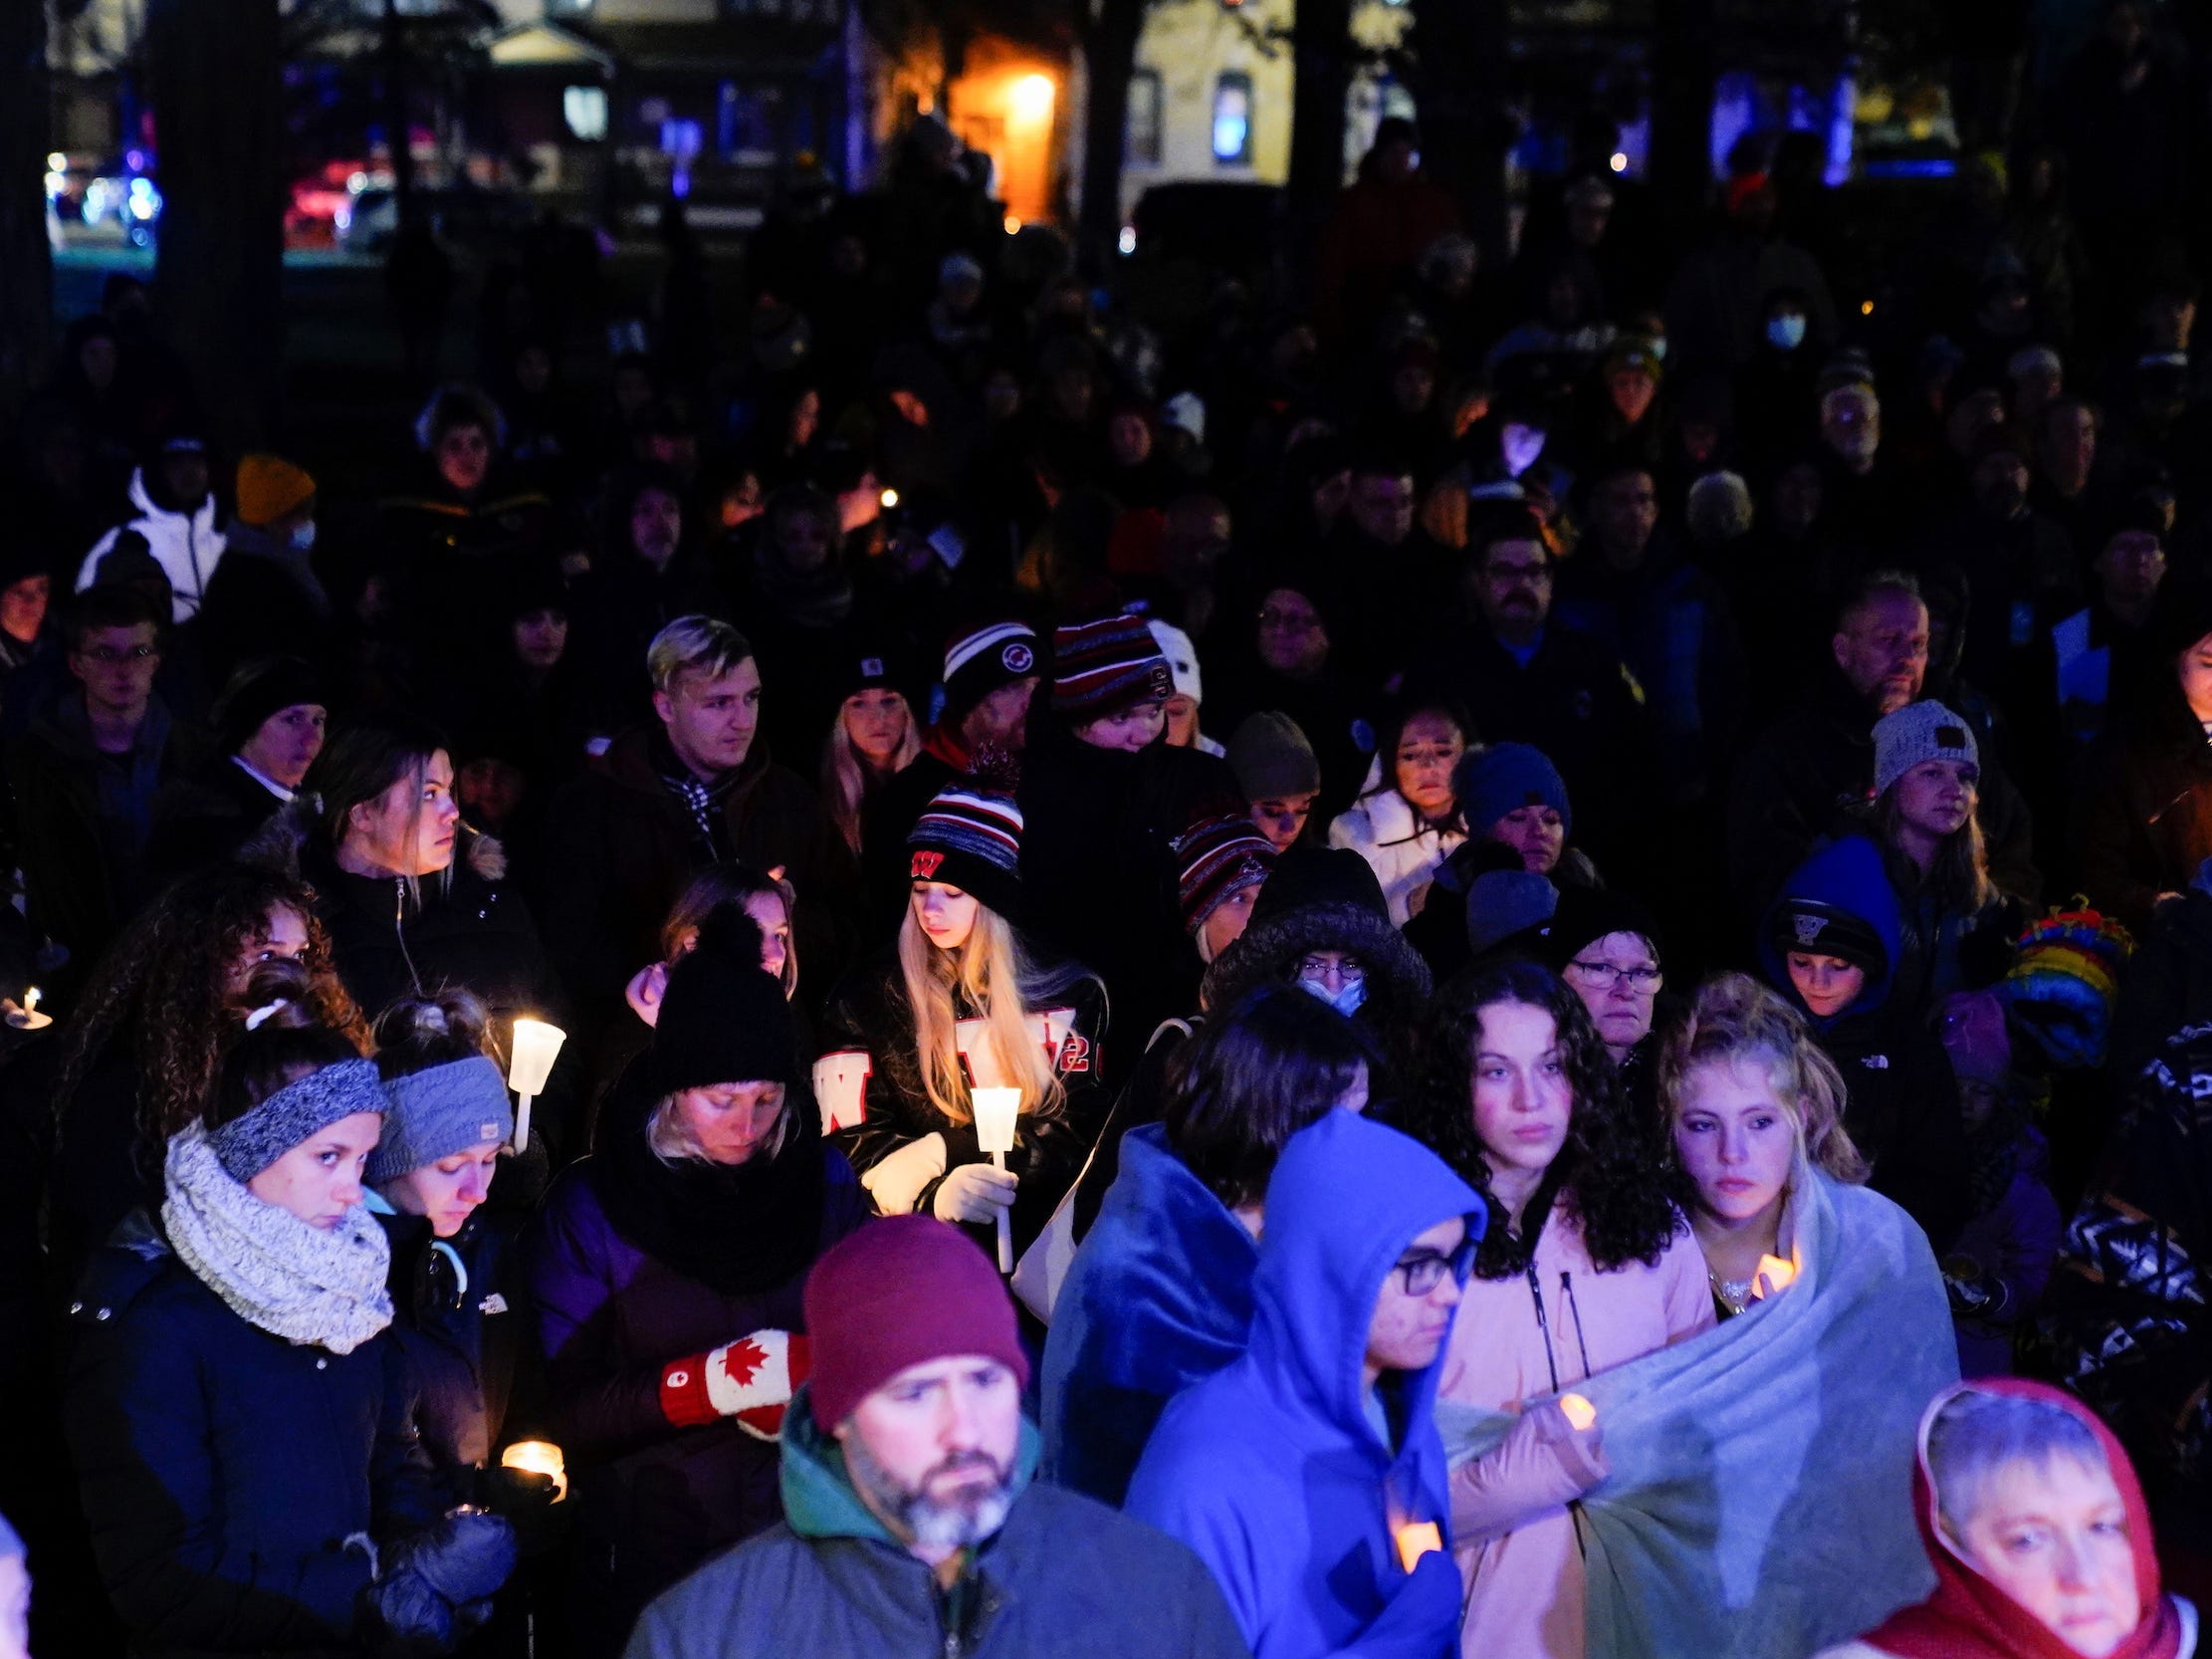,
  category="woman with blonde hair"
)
[816,649,921,858]
[528,909,865,1657]
[816,777,1108,1257]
